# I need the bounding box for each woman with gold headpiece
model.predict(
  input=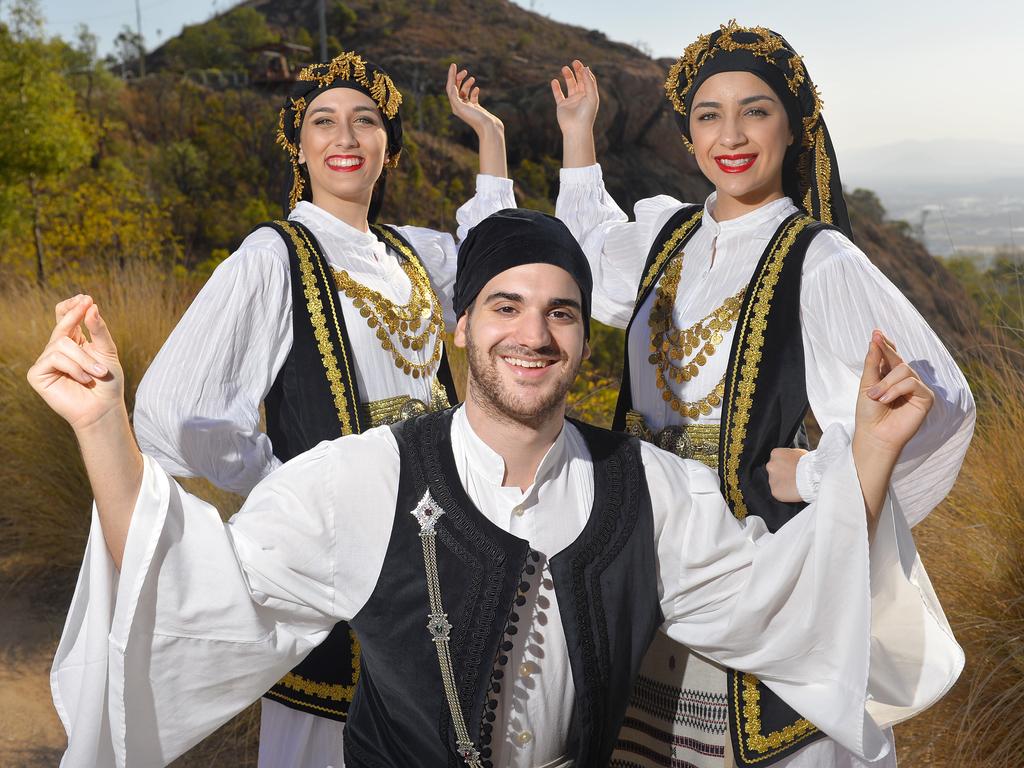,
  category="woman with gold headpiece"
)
[132,52,515,768]
[550,22,974,768]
